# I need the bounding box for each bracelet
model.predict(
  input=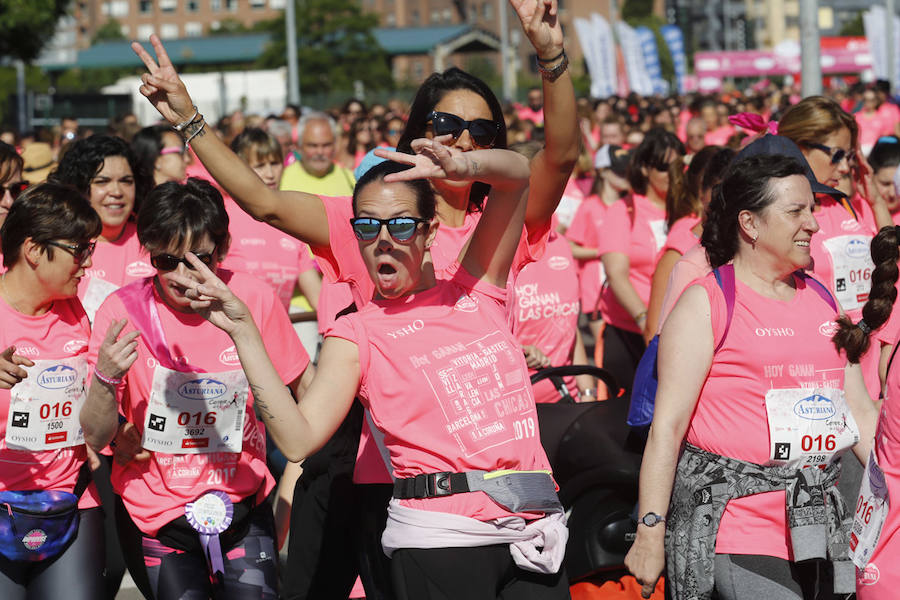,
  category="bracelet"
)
[634,310,648,323]
[536,49,565,64]
[184,119,206,146]
[172,105,199,131]
[94,368,123,386]
[580,388,597,398]
[536,50,569,82]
